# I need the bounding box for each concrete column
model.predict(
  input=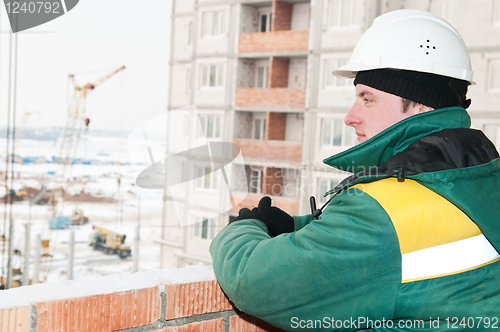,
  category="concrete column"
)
[67,231,74,280]
[133,223,140,273]
[23,223,31,286]
[33,233,41,284]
